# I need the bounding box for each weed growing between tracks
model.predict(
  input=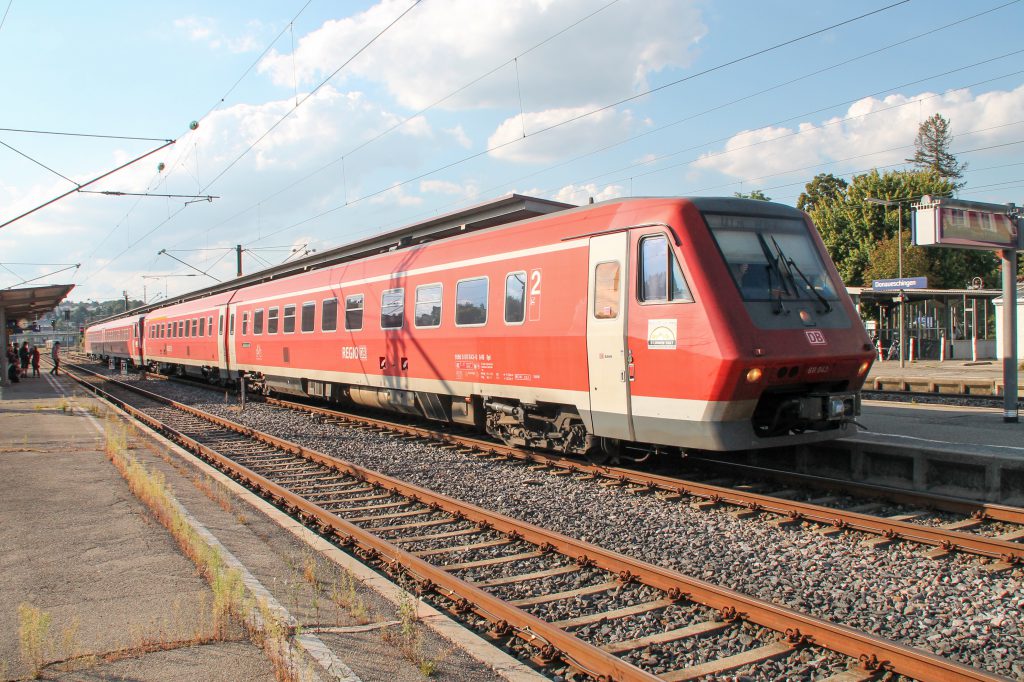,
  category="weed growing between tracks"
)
[103,417,306,682]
